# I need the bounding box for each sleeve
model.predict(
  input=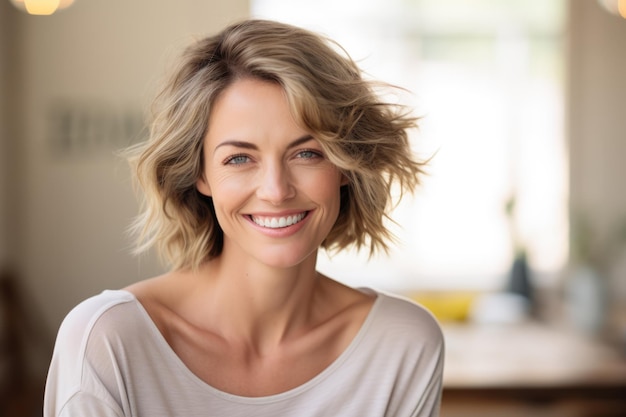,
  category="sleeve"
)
[378,294,446,417]
[57,392,125,417]
[409,343,444,417]
[43,293,130,417]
